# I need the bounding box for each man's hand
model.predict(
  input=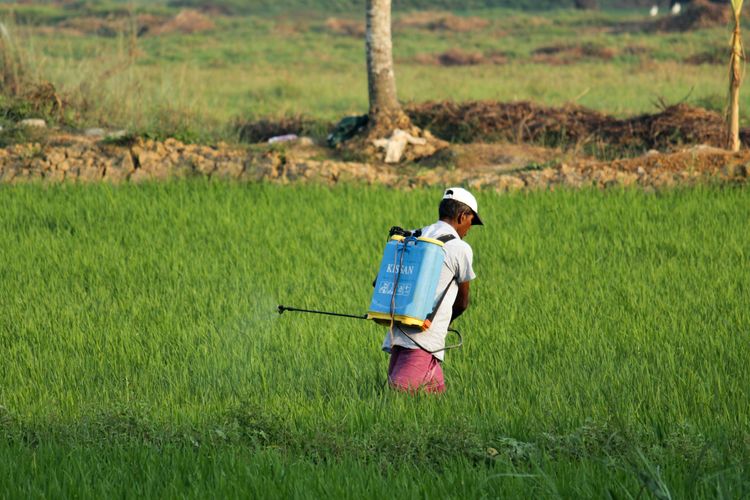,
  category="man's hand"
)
[451,281,470,323]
